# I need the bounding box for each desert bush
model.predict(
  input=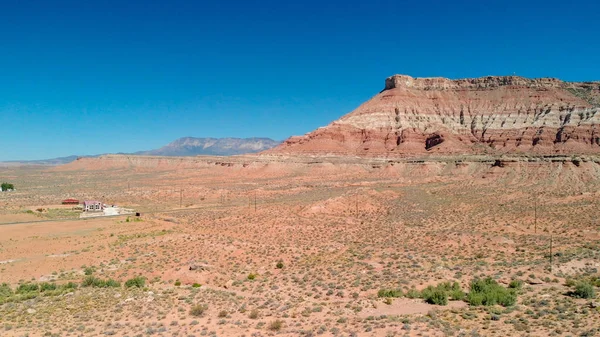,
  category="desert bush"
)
[276,261,284,269]
[247,273,257,280]
[16,283,39,294]
[174,280,181,286]
[572,282,596,299]
[405,288,420,299]
[1,182,14,191]
[249,309,260,319]
[377,288,403,298]
[190,304,208,317]
[39,282,57,292]
[82,276,105,287]
[192,283,201,288]
[62,282,78,290]
[416,281,464,305]
[565,278,577,287]
[438,281,465,300]
[508,279,523,290]
[125,276,145,288]
[105,279,120,288]
[421,286,448,305]
[218,310,228,318]
[268,319,284,331]
[82,276,120,288]
[0,283,13,297]
[467,277,517,306]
